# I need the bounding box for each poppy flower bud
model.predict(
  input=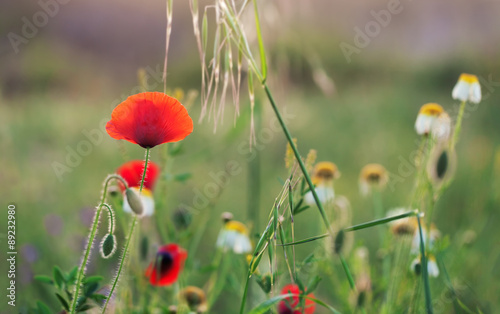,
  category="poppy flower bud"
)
[125,188,144,216]
[334,230,345,254]
[100,233,117,259]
